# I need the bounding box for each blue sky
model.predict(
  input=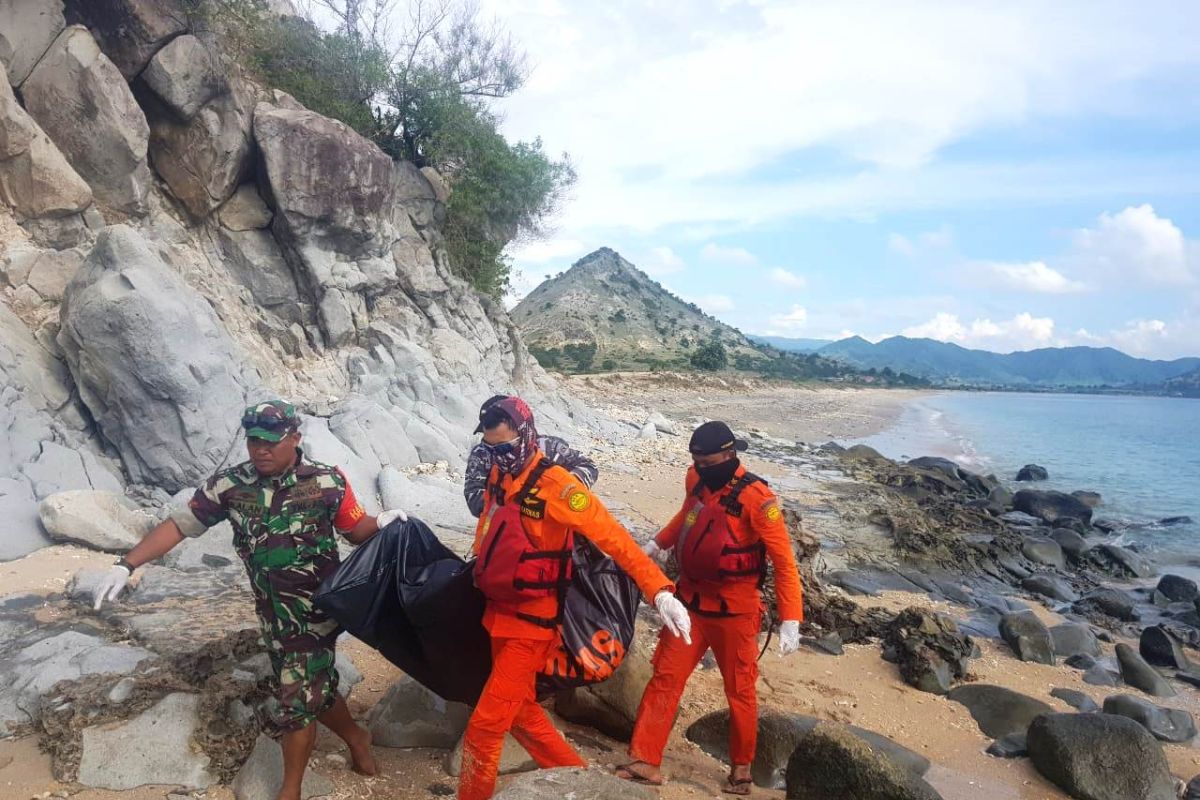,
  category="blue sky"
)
[476,0,1200,359]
